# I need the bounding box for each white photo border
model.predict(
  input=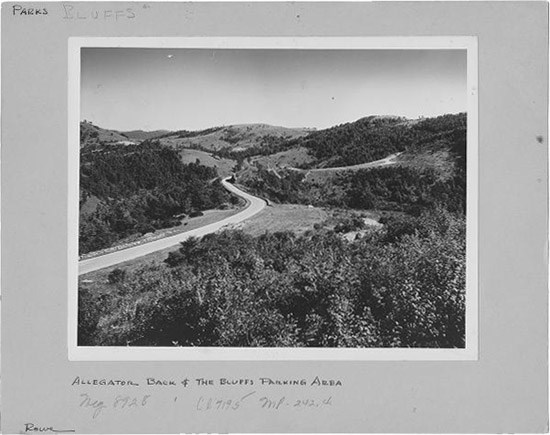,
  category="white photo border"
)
[68,36,478,361]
